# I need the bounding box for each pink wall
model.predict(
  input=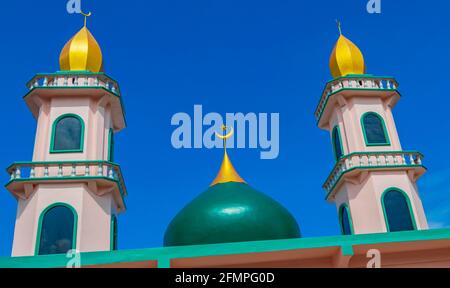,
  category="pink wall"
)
[32,97,113,162]
[12,183,114,256]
